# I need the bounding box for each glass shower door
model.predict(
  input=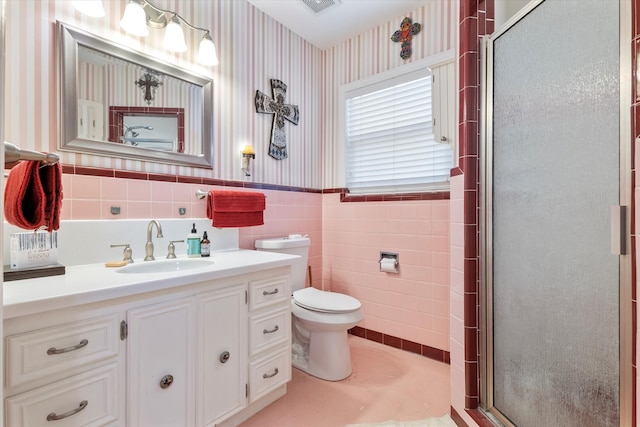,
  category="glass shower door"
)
[485,0,622,425]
